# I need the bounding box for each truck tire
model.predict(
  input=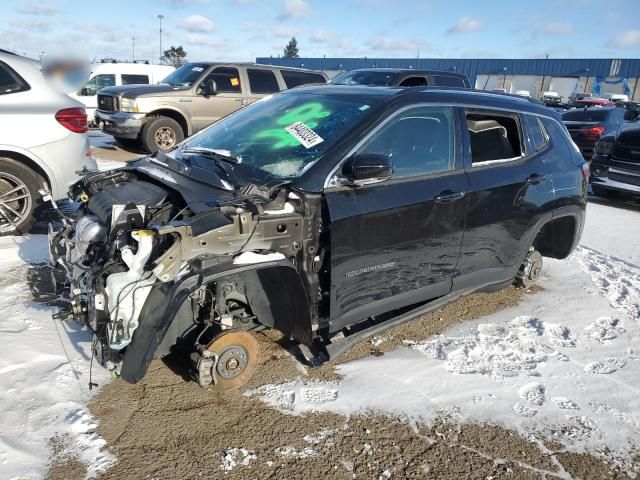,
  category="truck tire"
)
[0,157,41,236]
[114,136,142,149]
[141,116,184,153]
